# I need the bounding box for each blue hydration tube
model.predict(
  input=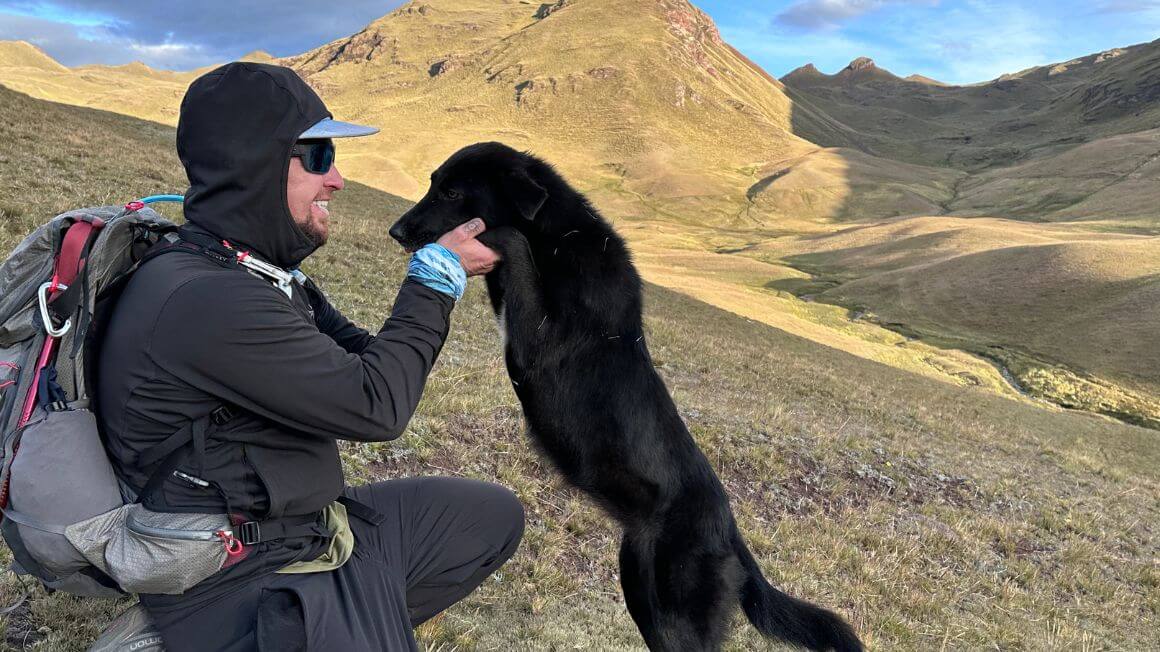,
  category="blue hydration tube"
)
[136,194,185,204]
